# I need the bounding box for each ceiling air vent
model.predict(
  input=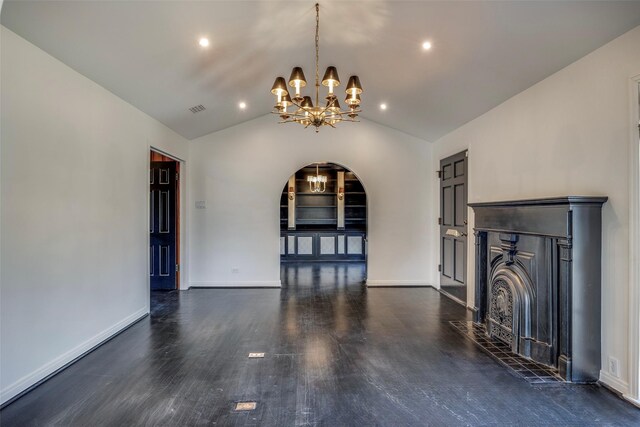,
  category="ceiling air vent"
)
[189,104,206,113]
